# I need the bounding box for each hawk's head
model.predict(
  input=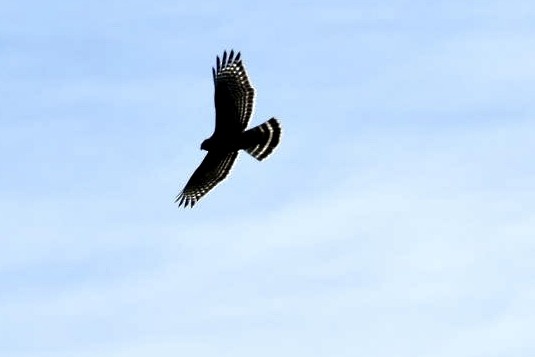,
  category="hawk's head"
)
[200,138,211,151]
